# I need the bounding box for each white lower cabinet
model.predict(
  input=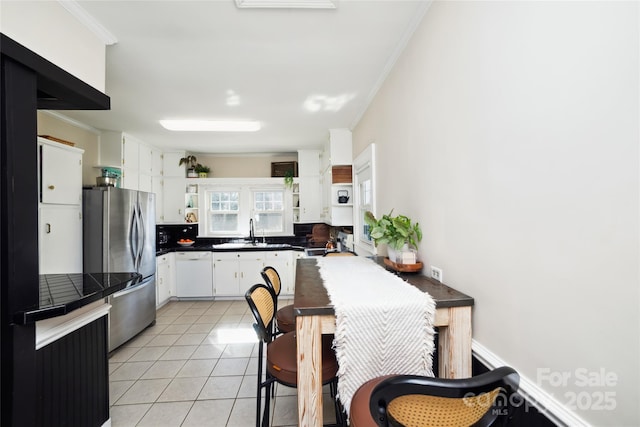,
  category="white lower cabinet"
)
[156,253,174,307]
[264,251,294,295]
[213,252,265,297]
